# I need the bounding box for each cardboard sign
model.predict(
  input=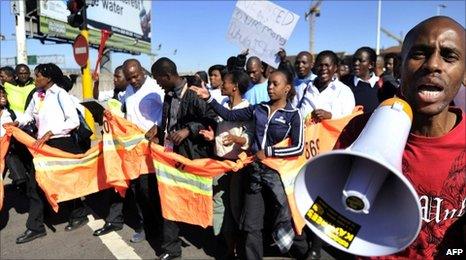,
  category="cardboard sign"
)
[226,0,300,67]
